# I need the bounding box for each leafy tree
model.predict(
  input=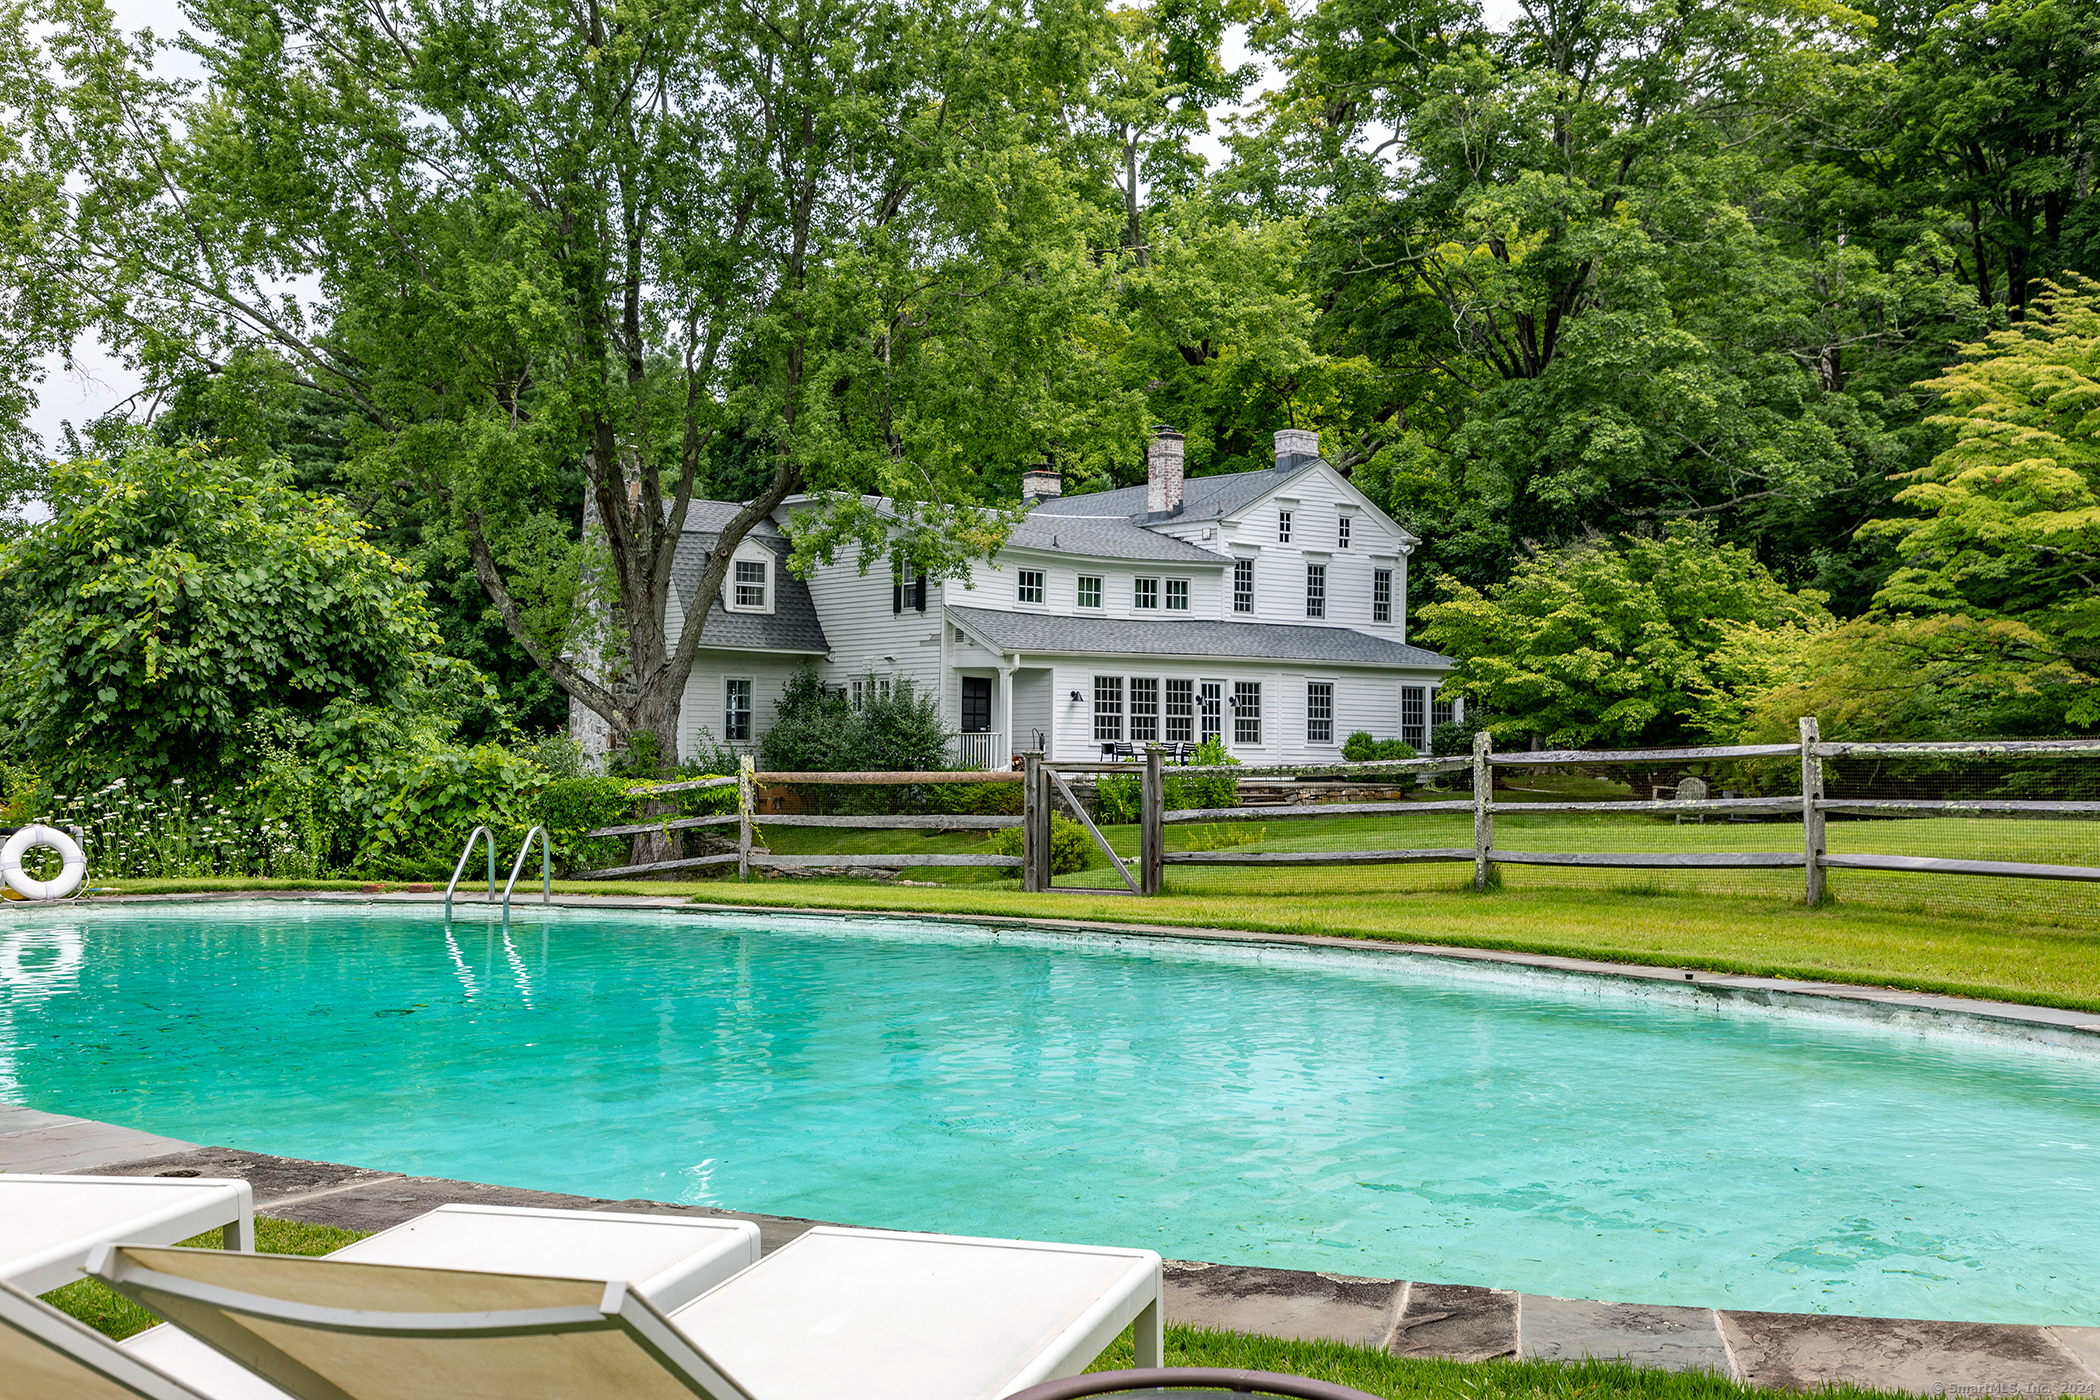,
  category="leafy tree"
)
[6,0,1142,841]
[1727,614,2095,742]
[0,441,455,788]
[1852,273,2100,725]
[1415,524,1829,747]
